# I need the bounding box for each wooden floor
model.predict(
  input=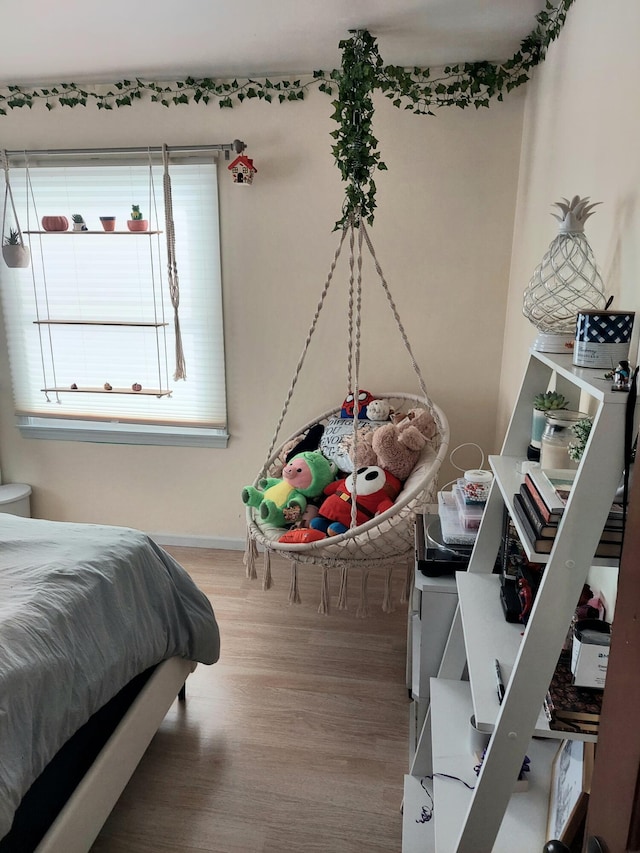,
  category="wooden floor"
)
[91,548,411,853]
